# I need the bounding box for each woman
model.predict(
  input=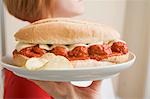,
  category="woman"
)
[3,0,101,99]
